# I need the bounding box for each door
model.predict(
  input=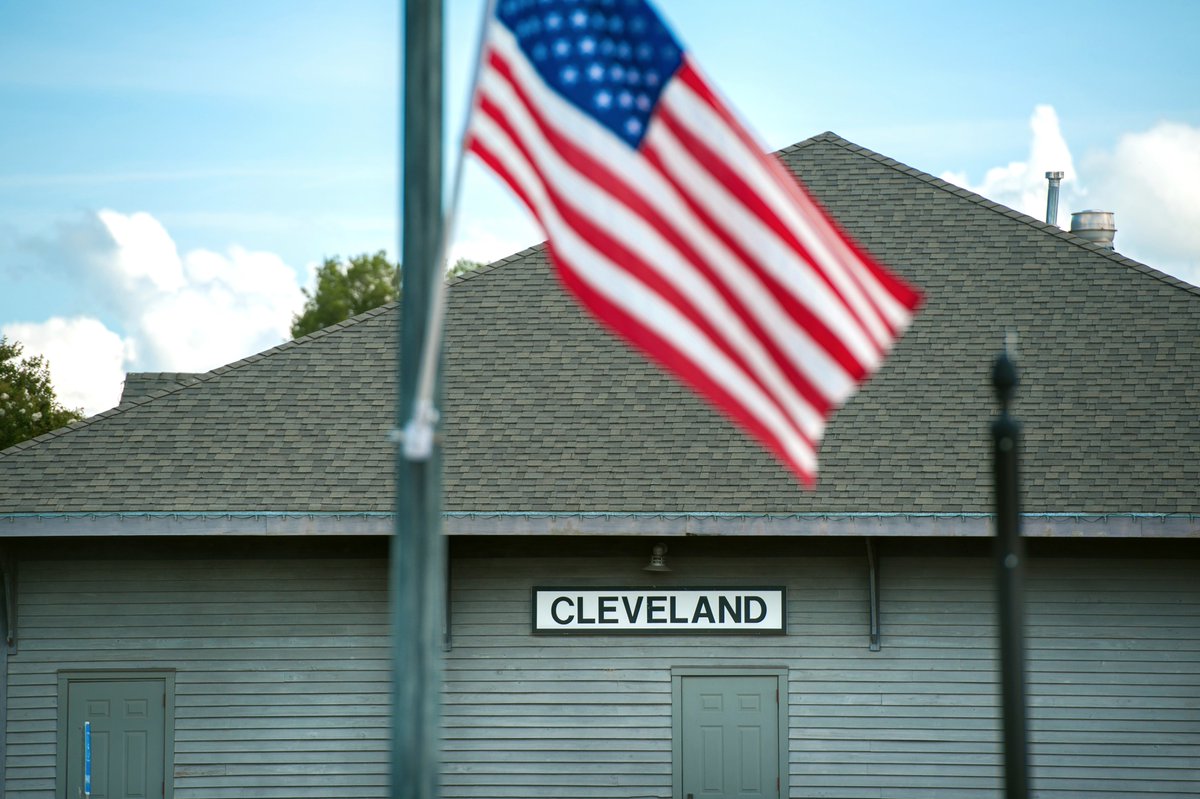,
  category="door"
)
[680,675,780,799]
[64,678,167,799]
